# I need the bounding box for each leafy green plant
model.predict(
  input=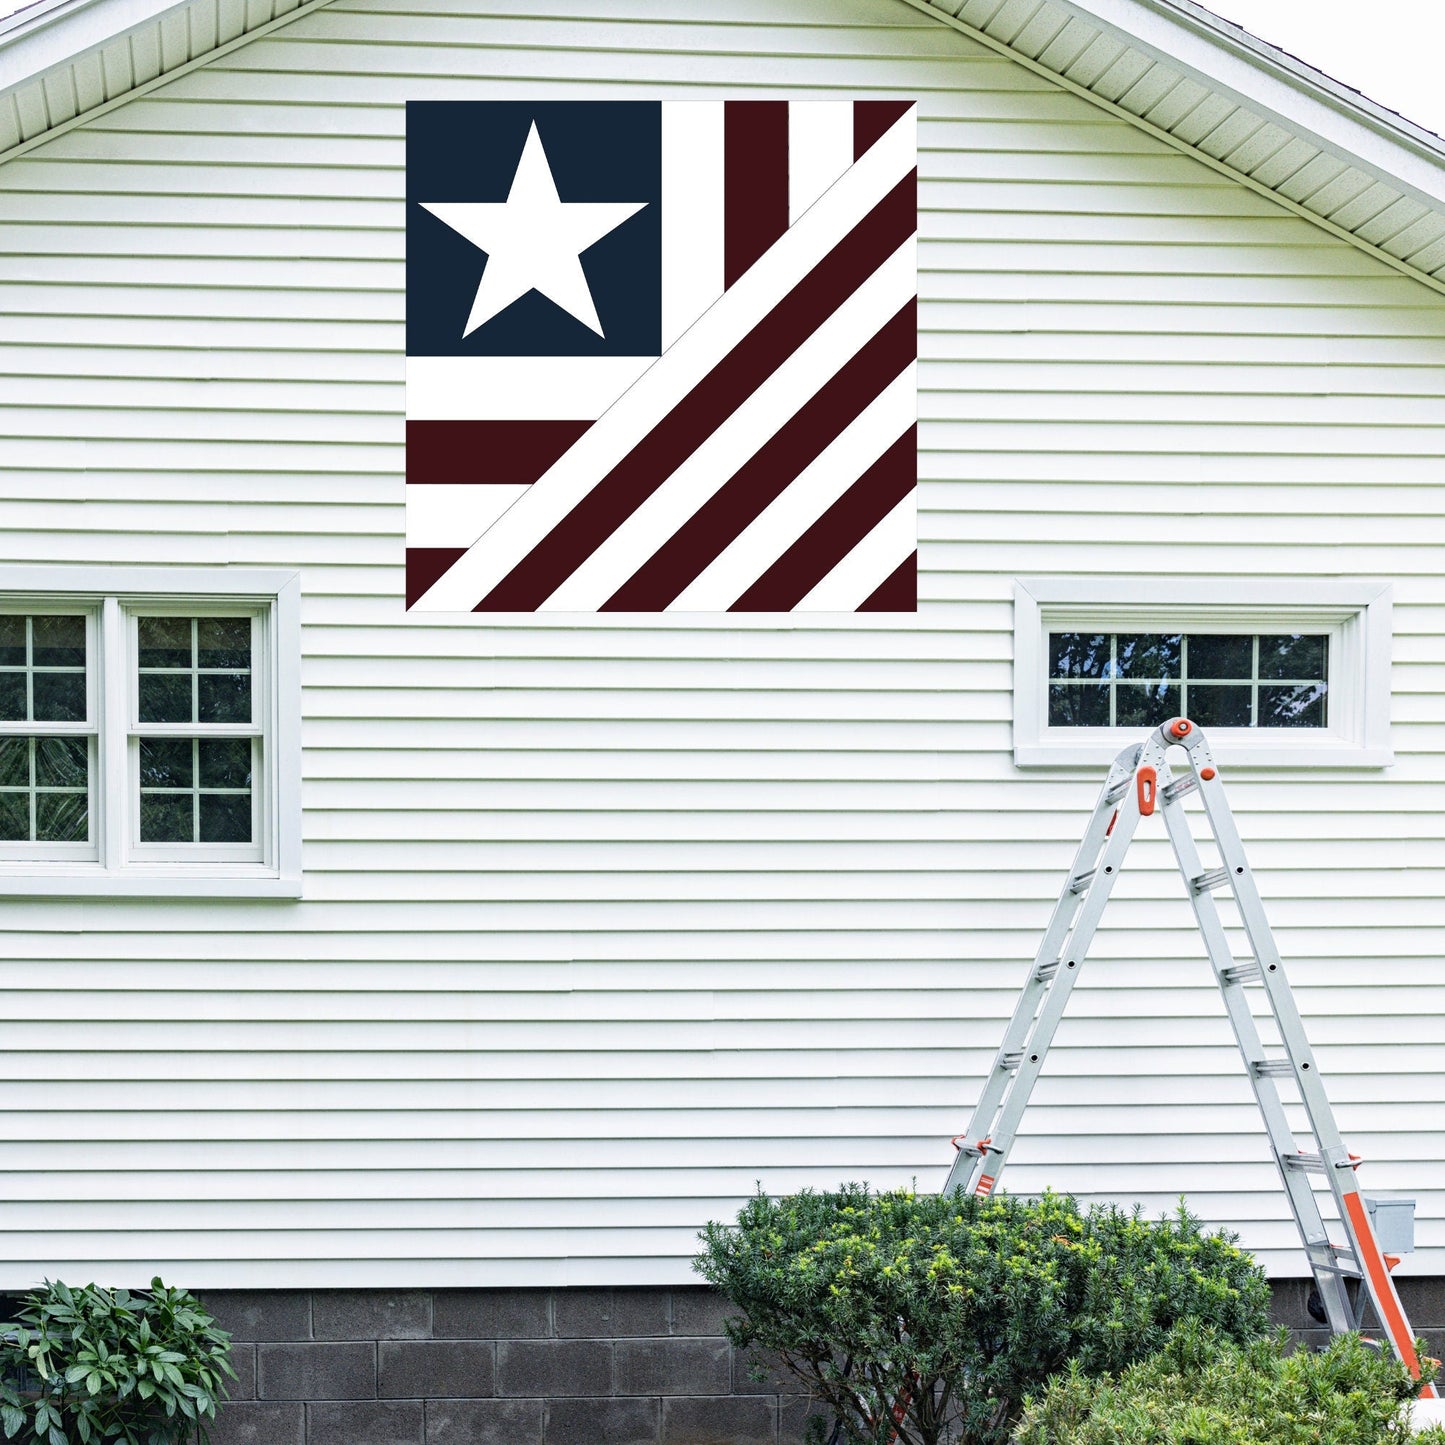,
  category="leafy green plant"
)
[694,1184,1270,1445]
[1014,1317,1445,1445]
[0,1278,233,1445]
